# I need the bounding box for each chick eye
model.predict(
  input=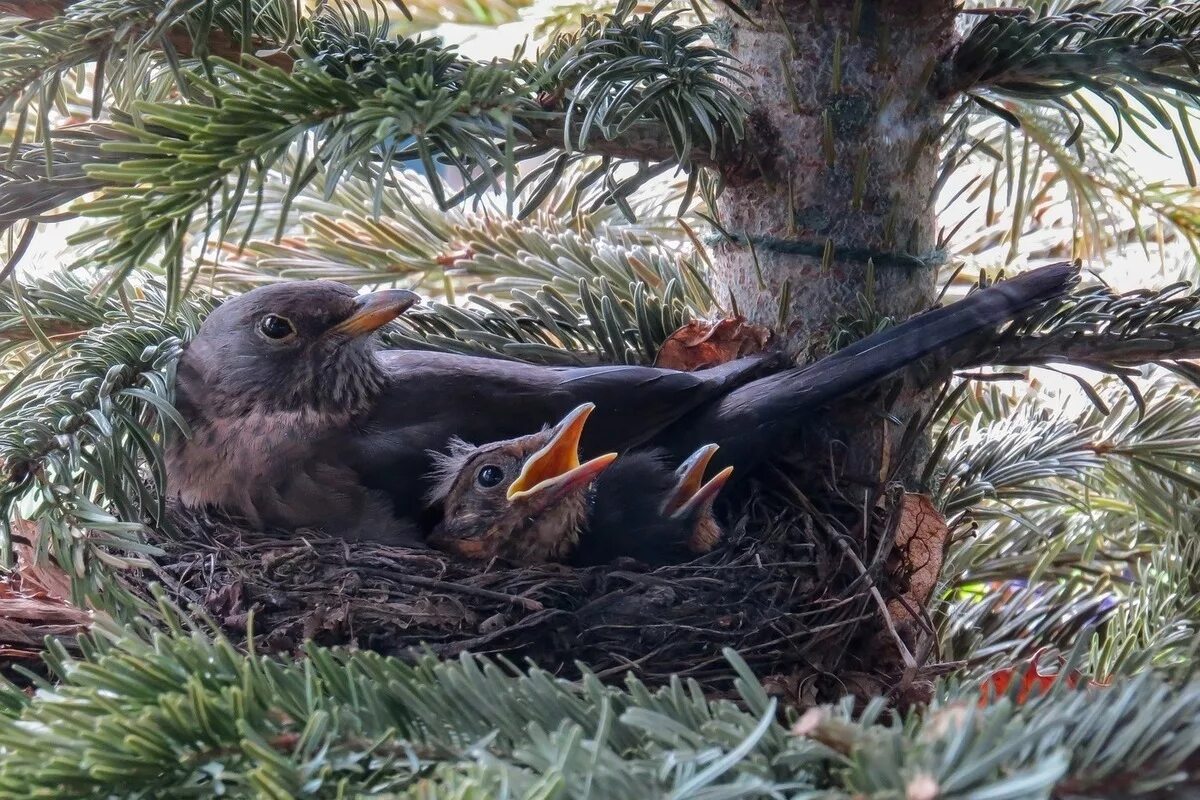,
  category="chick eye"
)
[259,314,296,340]
[476,465,504,488]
